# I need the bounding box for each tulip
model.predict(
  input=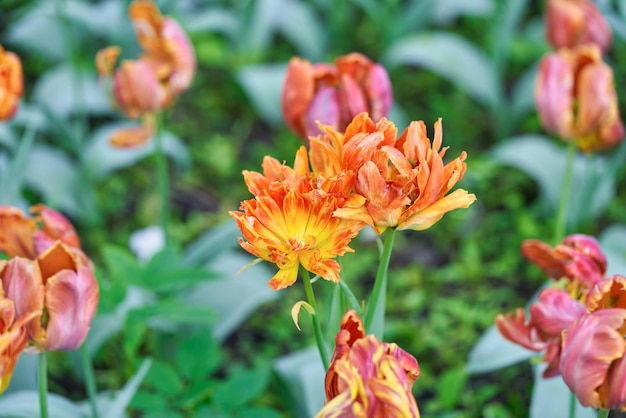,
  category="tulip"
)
[545,0,611,52]
[535,44,624,152]
[521,234,607,299]
[0,44,23,122]
[318,310,420,417]
[113,60,165,119]
[282,53,393,139]
[496,288,586,377]
[0,260,39,394]
[1,244,98,352]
